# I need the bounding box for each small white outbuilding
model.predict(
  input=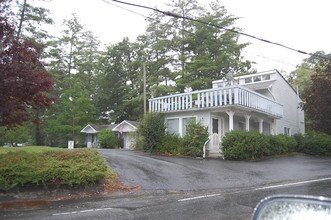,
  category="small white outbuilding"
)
[80,120,138,149]
[112,120,138,150]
